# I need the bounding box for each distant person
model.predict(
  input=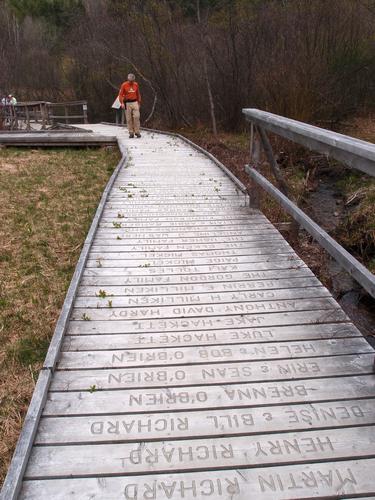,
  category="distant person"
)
[118,74,141,138]
[7,94,17,105]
